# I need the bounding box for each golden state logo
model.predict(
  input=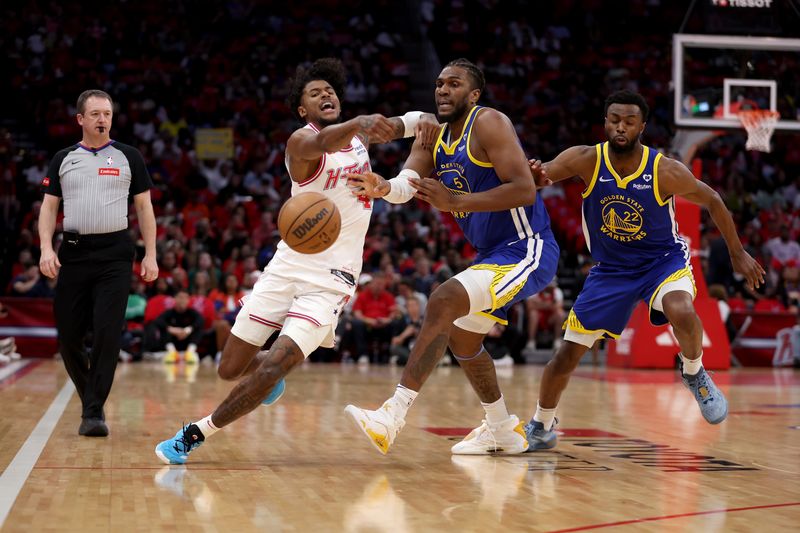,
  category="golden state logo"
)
[437,164,471,219]
[599,195,647,242]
